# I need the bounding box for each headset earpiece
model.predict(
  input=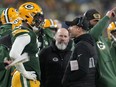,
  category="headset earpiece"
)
[77,17,84,27]
[77,17,89,30]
